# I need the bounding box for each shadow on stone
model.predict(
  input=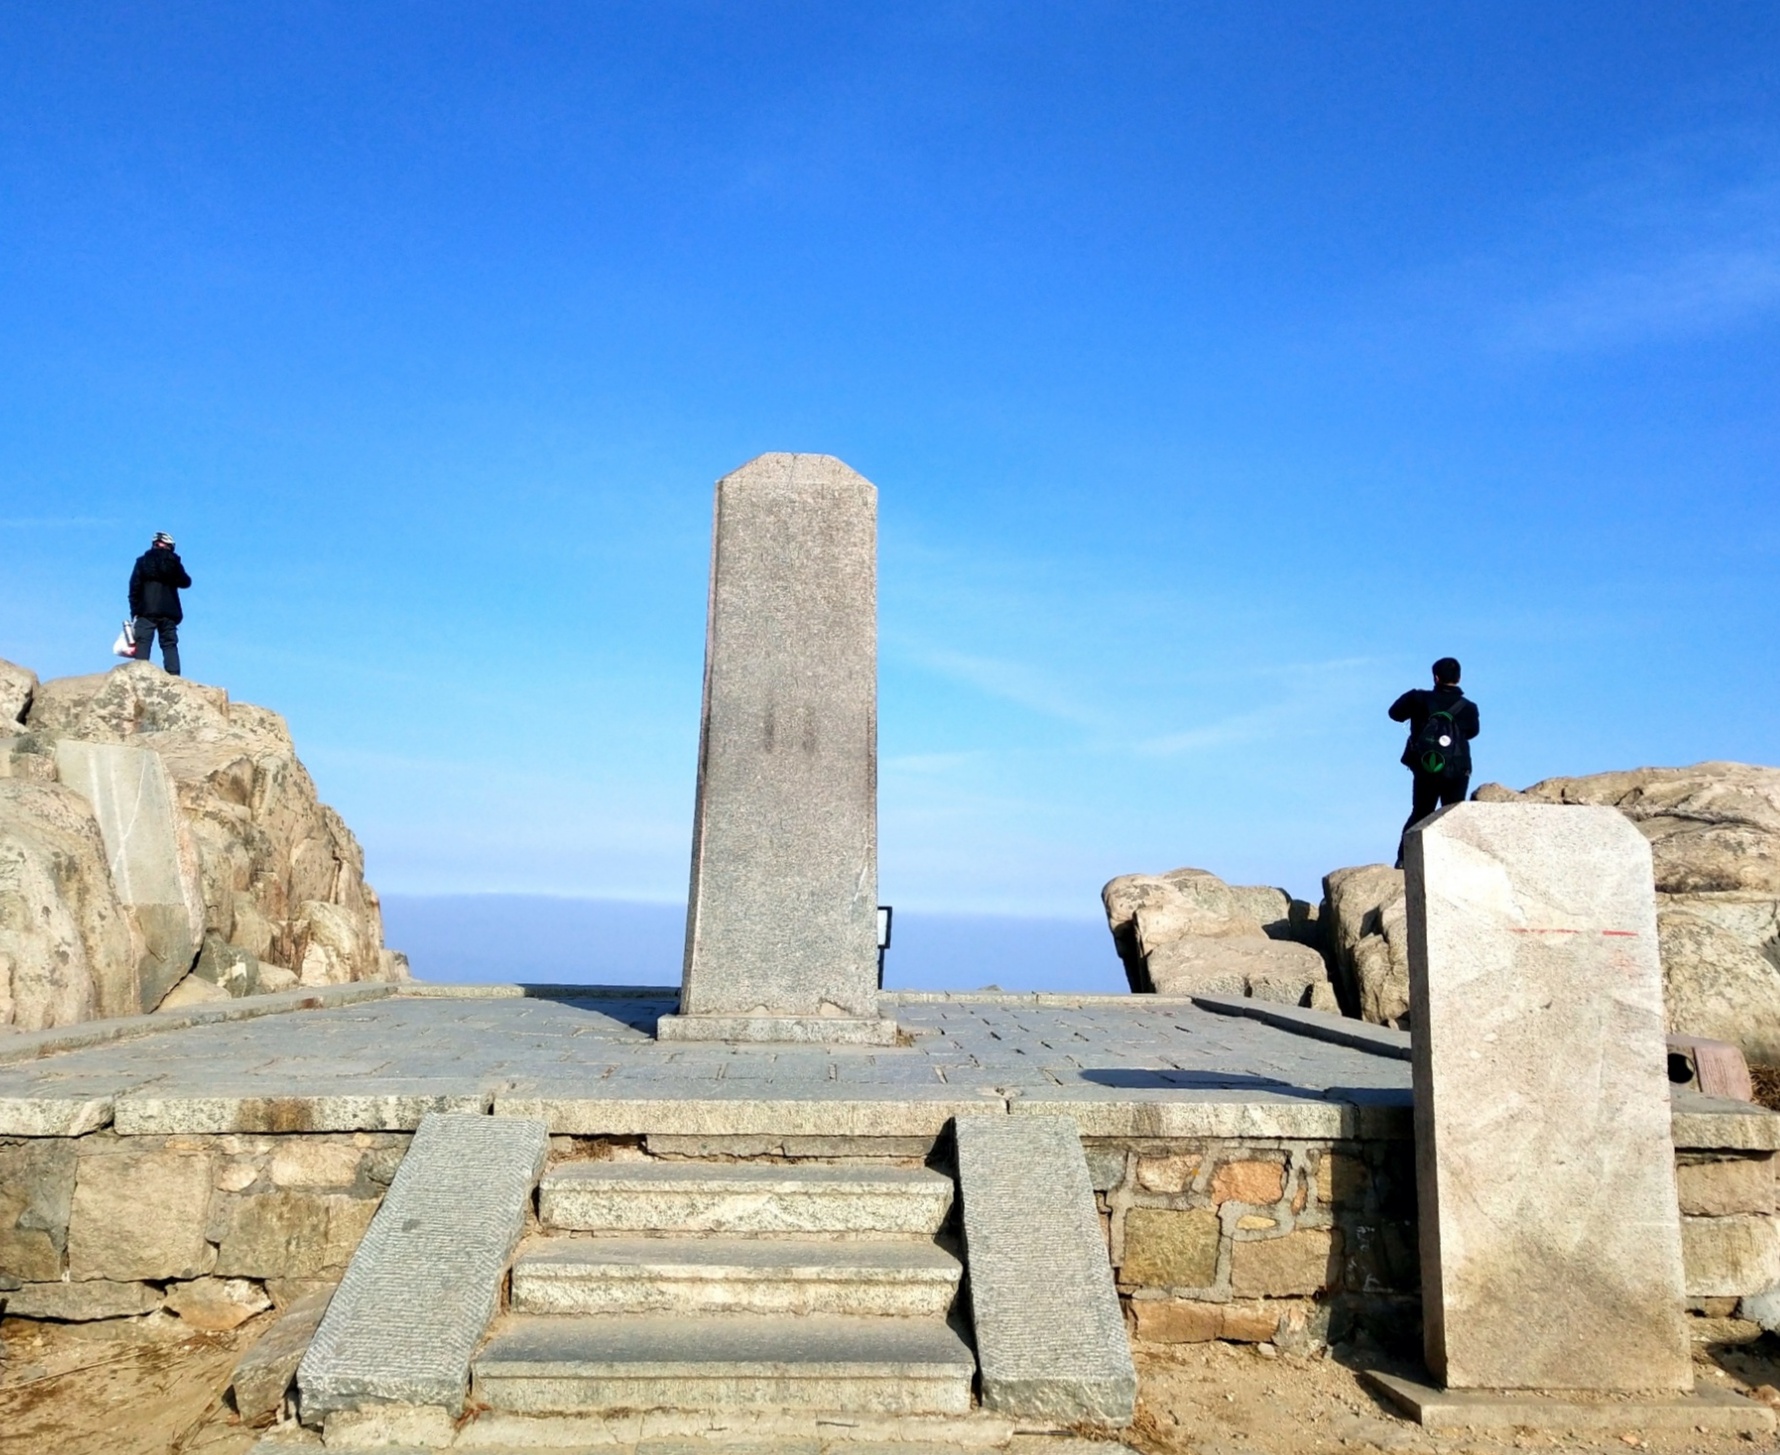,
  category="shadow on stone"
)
[1079,1069,1300,1092]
